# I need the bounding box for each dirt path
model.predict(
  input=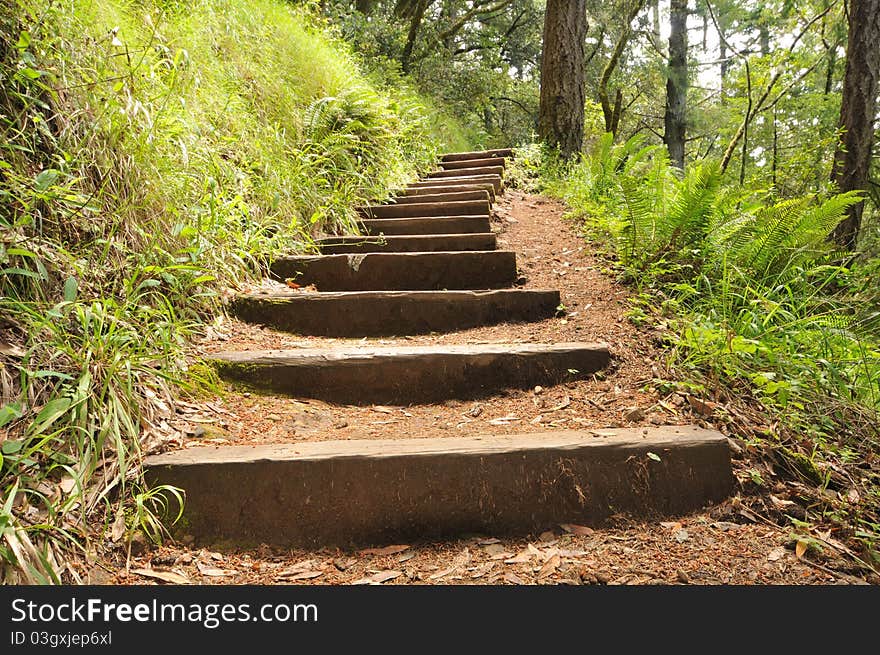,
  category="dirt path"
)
[109,190,873,586]
[166,191,666,448]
